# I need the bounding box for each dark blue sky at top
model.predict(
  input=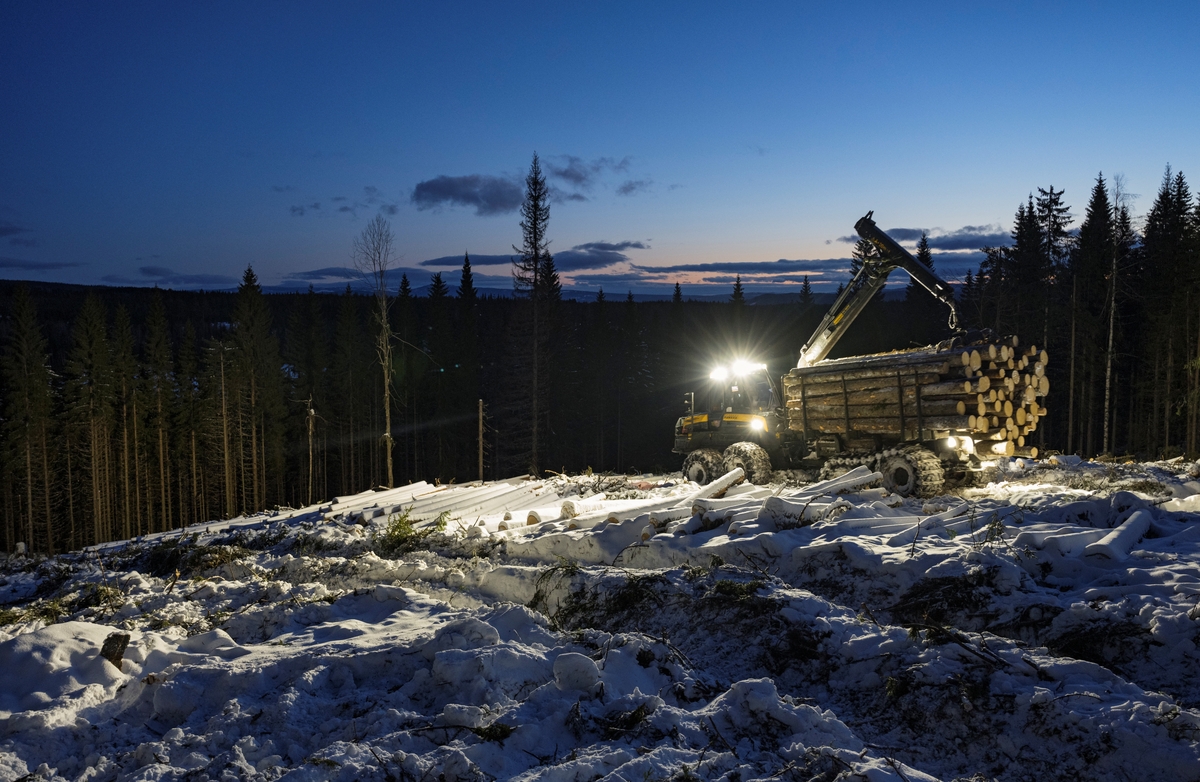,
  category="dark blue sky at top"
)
[2,1,1198,295]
